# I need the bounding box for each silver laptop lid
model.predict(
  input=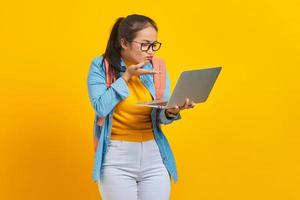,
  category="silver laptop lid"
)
[166,67,222,108]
